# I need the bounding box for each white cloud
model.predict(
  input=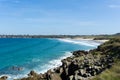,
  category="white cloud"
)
[108,5,120,8]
